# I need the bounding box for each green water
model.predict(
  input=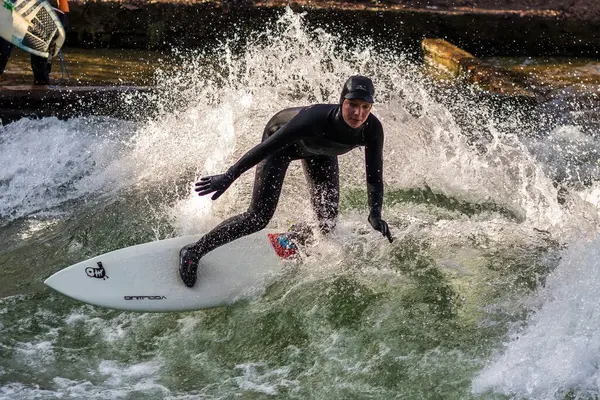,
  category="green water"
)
[0,184,560,399]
